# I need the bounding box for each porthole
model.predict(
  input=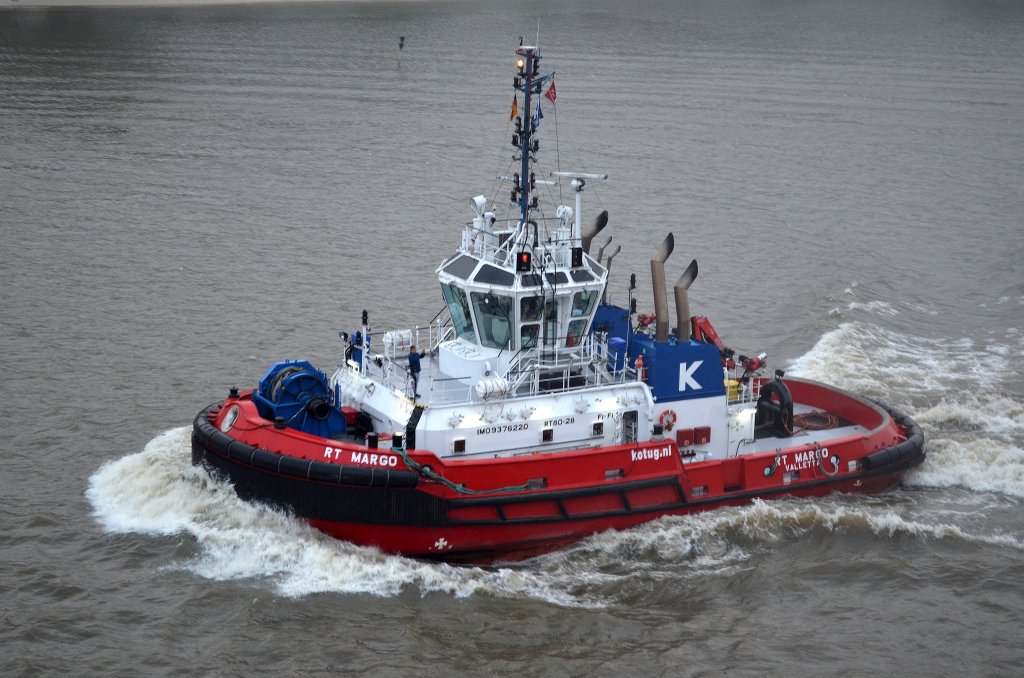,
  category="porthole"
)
[220,405,240,433]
